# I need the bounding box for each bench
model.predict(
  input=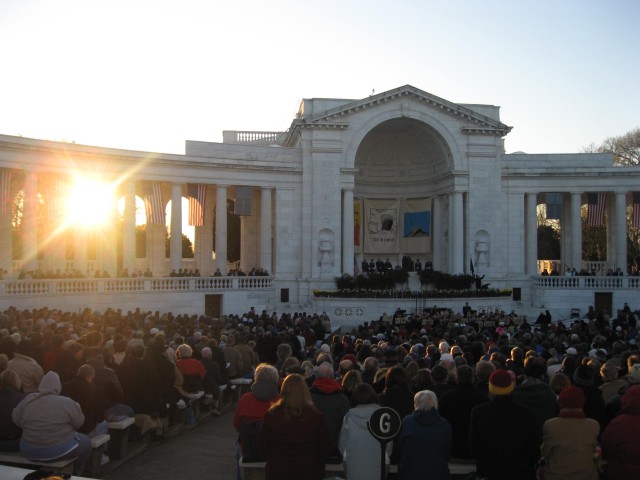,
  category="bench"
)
[84,433,110,477]
[239,457,475,479]
[229,378,252,403]
[107,417,136,460]
[0,451,77,475]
